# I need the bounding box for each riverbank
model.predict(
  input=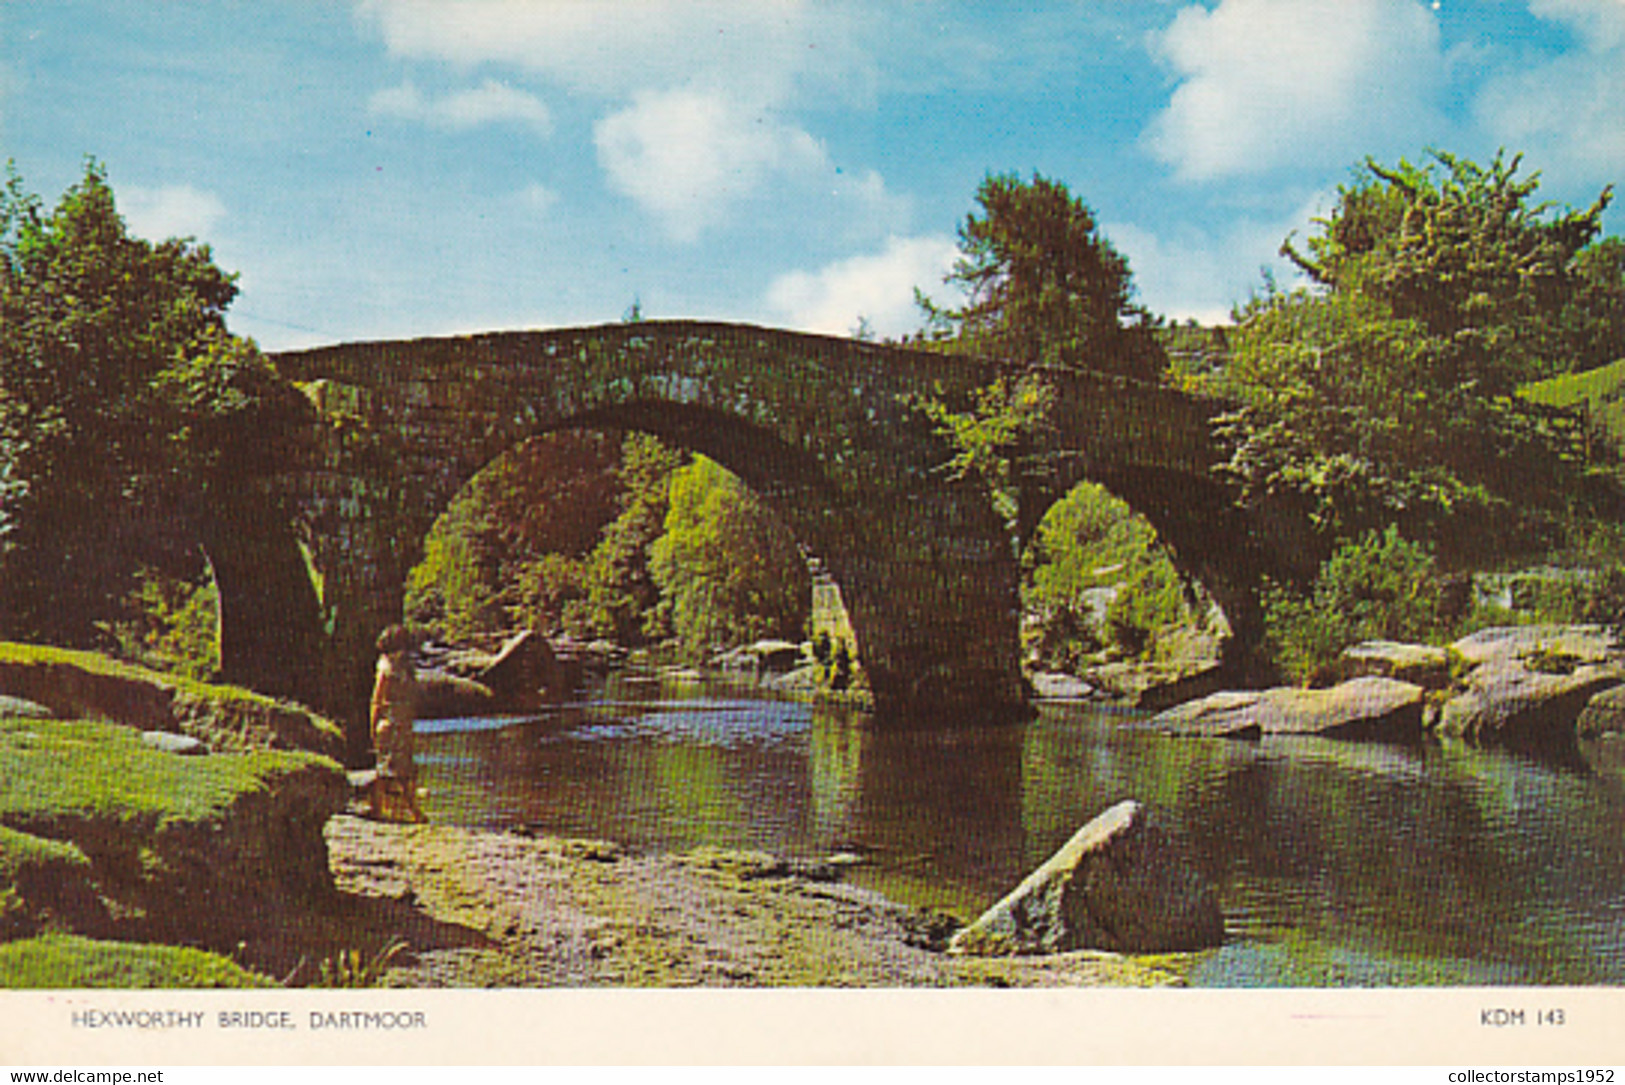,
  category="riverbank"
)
[323,816,1192,988]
